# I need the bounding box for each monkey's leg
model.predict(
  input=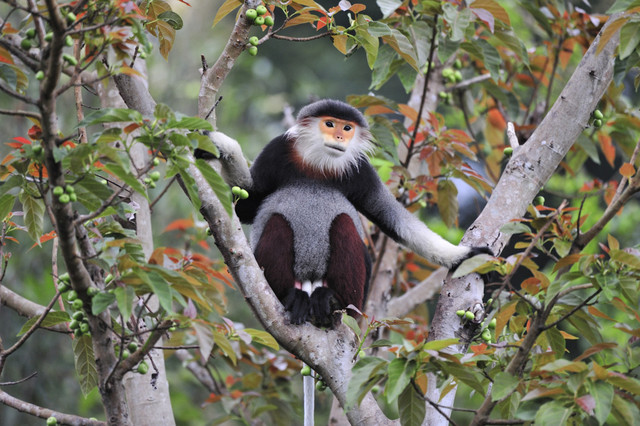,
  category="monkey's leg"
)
[311,214,368,326]
[254,214,309,324]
